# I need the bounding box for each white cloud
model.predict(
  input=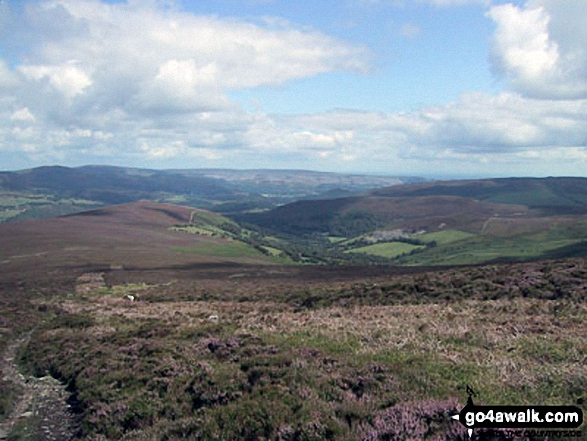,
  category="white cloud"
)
[135,59,229,113]
[487,1,587,99]
[25,0,369,91]
[10,107,36,122]
[19,62,93,99]
[0,0,373,166]
[1,0,587,176]
[140,140,187,159]
[0,0,371,131]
